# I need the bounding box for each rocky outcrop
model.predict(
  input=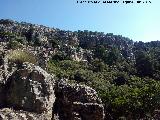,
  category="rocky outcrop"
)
[53,80,104,120]
[0,108,48,120]
[5,62,56,119]
[0,19,92,63]
[0,52,8,107]
[0,62,104,120]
